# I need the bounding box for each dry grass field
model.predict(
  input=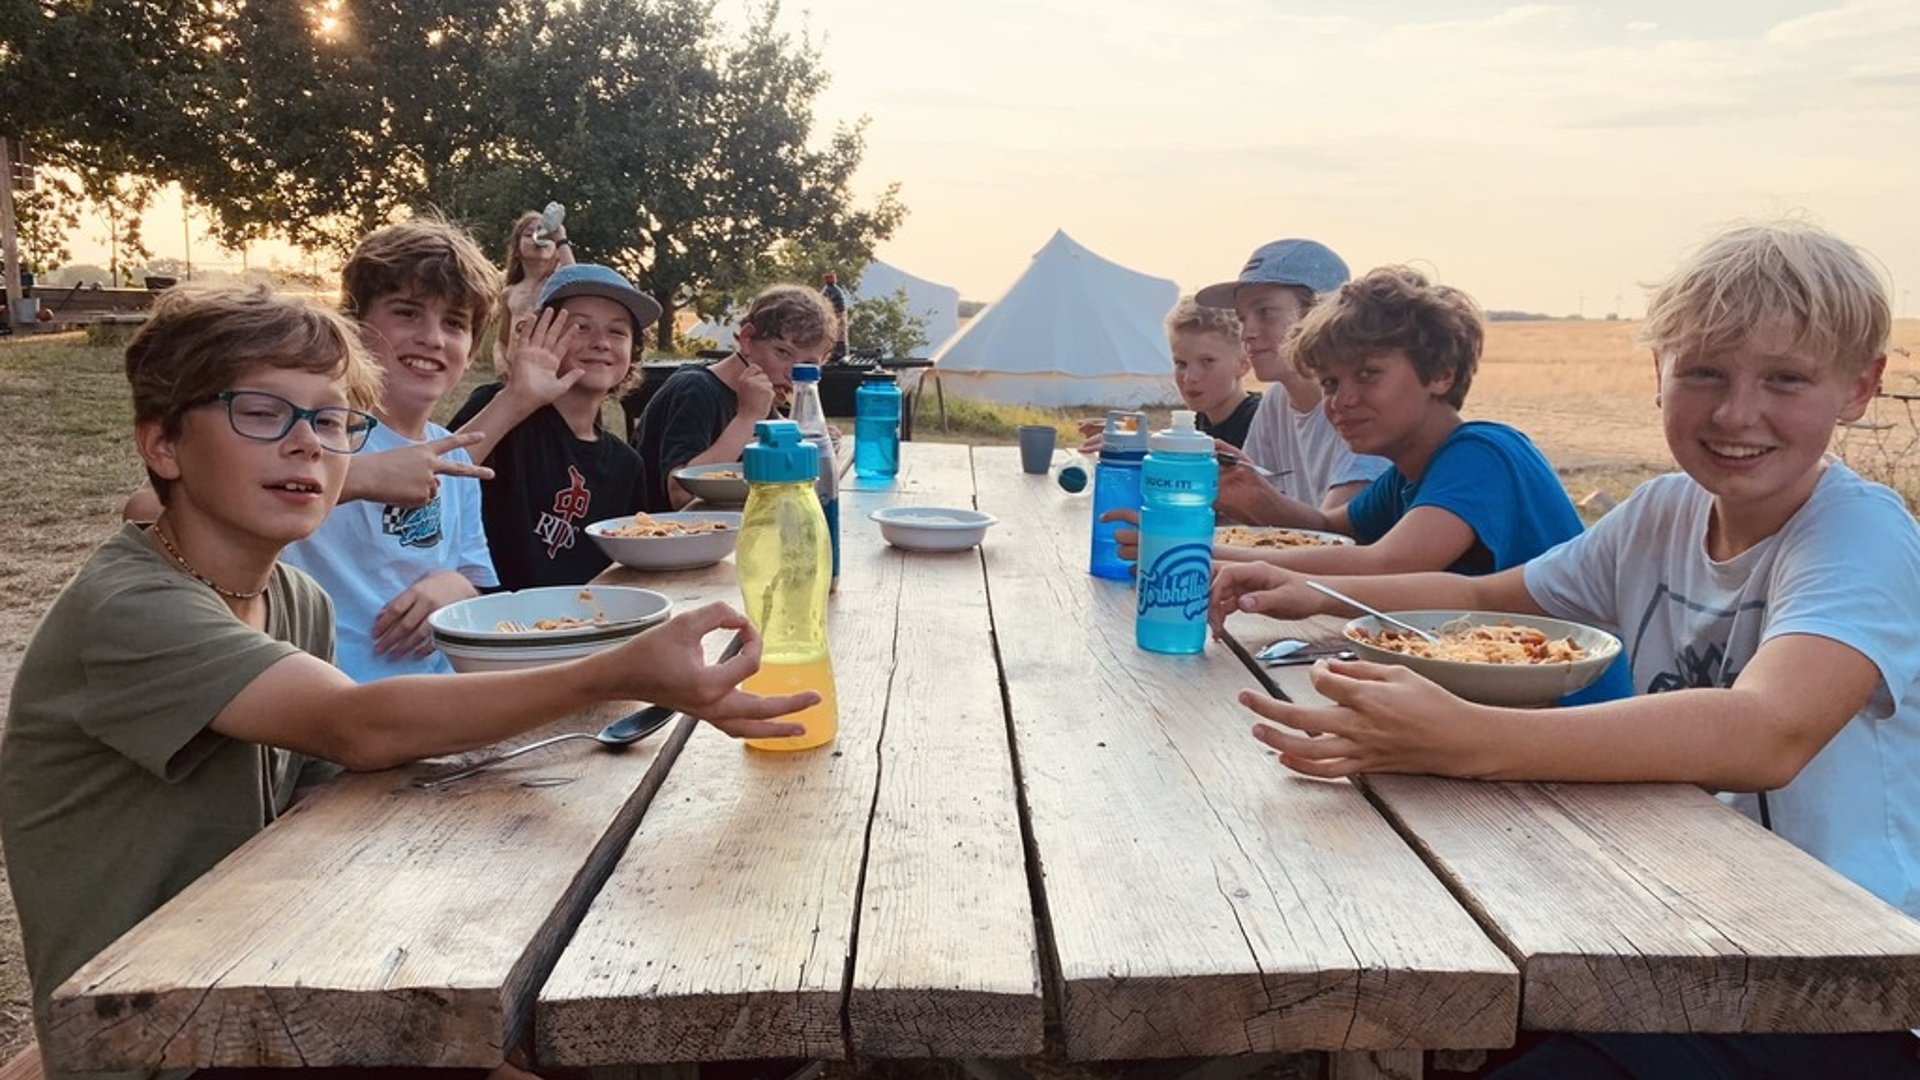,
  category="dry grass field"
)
[0,318,1915,1064]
